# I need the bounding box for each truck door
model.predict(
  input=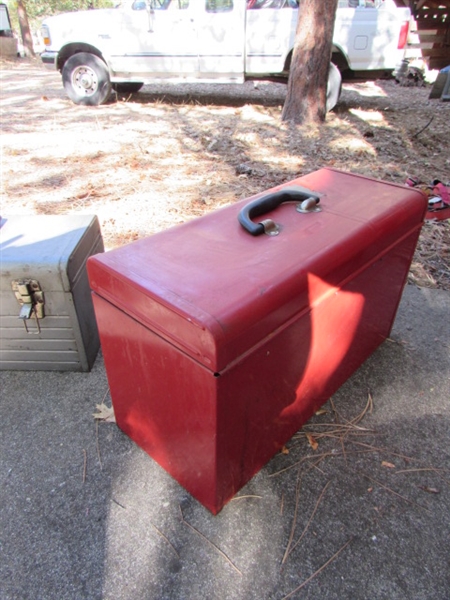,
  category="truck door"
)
[245,0,297,75]
[117,0,198,76]
[196,0,245,81]
[334,1,411,72]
